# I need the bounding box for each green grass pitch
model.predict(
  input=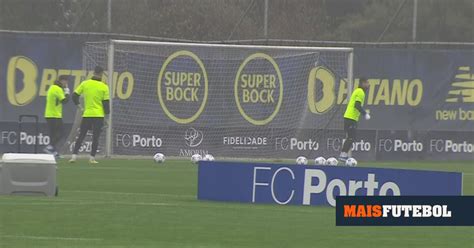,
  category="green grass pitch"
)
[0,159,472,248]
